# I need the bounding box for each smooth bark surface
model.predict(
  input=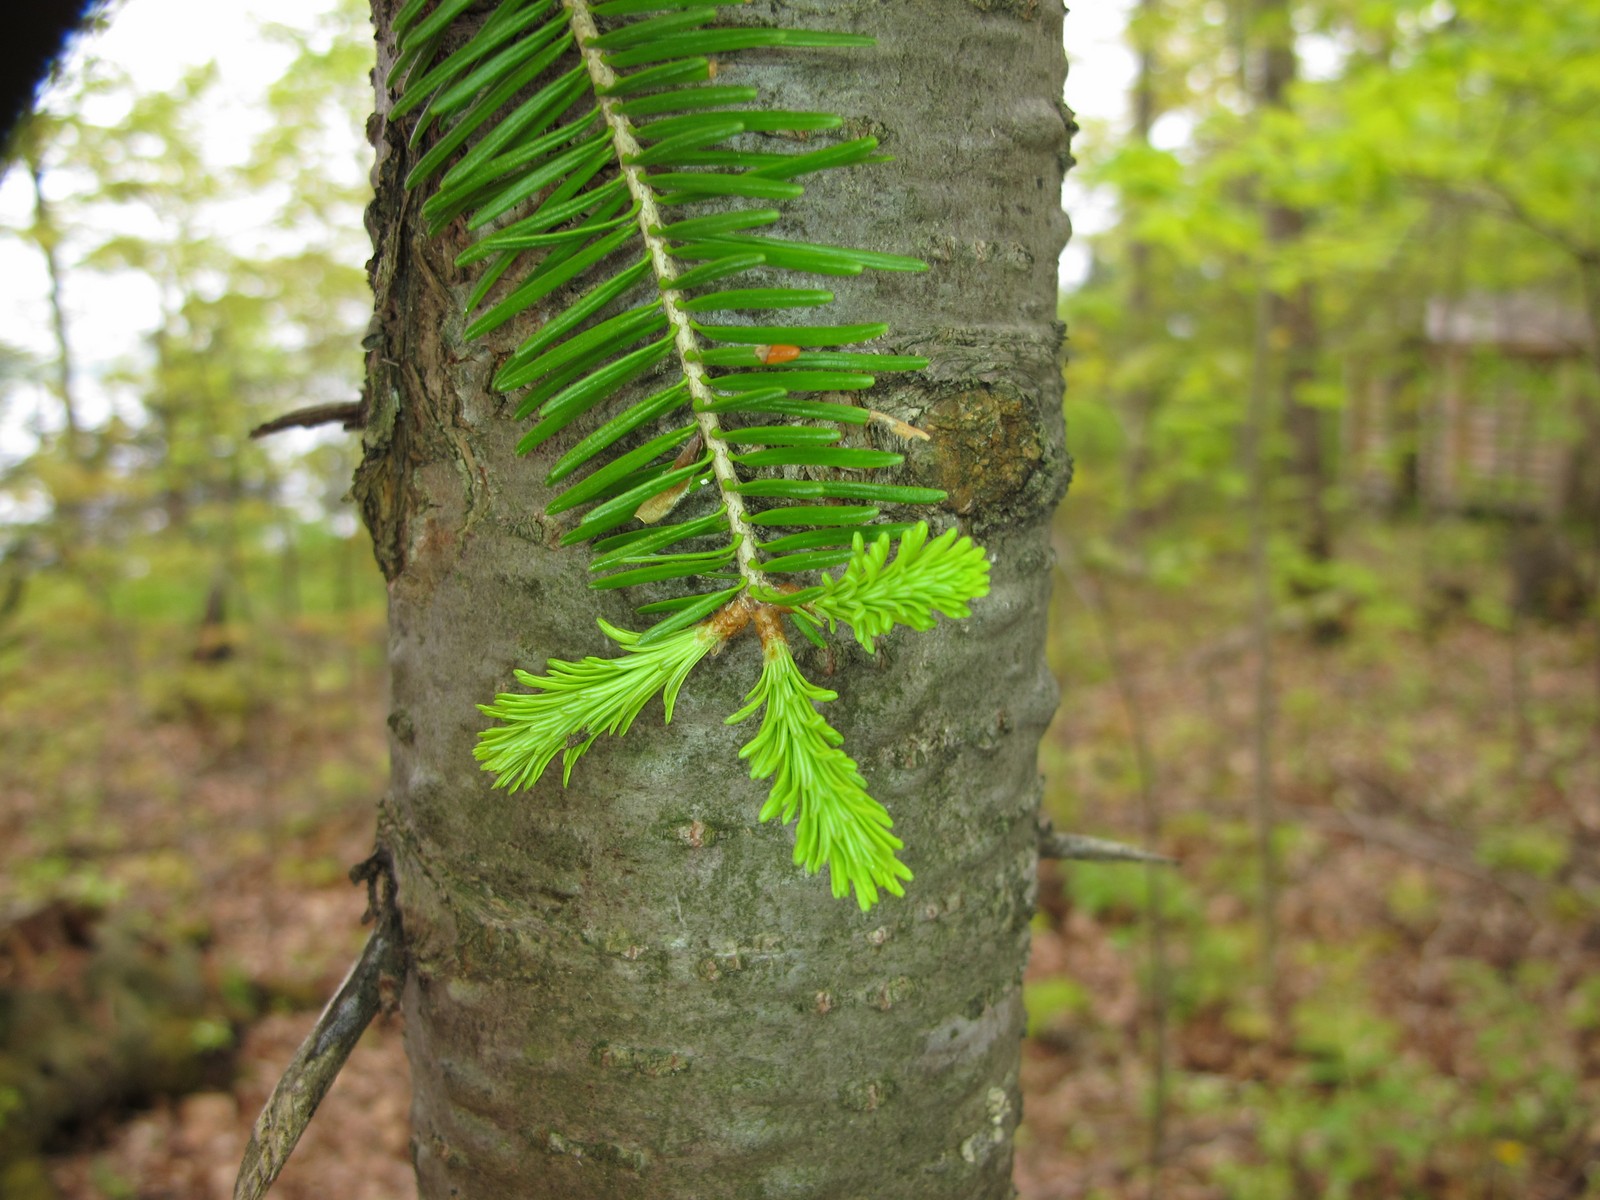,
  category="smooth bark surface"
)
[356,2,1071,1195]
